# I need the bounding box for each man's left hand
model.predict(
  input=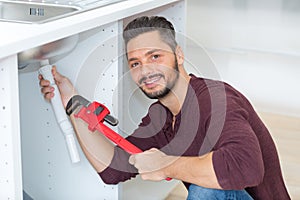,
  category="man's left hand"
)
[129,148,177,181]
